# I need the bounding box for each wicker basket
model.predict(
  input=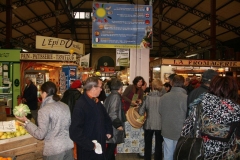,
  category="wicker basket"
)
[126,107,145,129]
